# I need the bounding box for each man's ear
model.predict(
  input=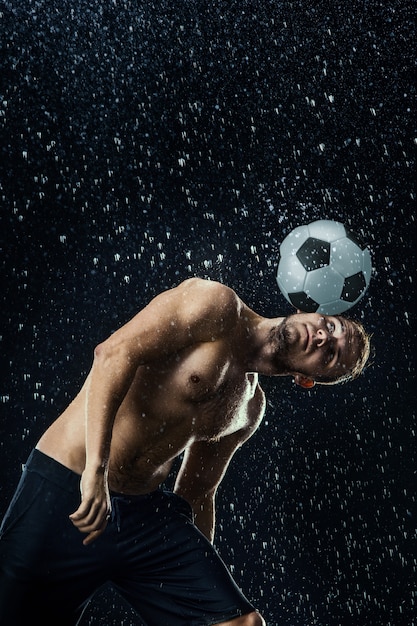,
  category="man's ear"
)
[294,374,315,389]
